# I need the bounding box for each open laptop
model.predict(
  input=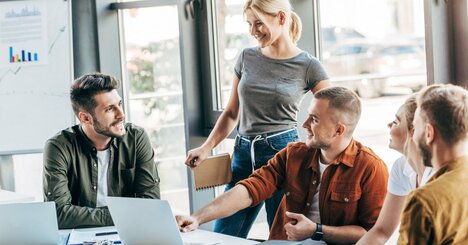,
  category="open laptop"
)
[107,197,185,245]
[0,202,59,245]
